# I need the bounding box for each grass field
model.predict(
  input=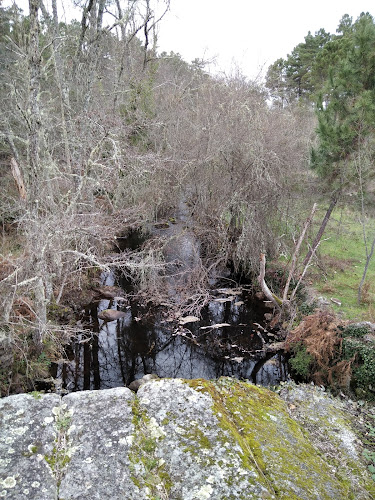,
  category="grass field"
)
[308,206,375,320]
